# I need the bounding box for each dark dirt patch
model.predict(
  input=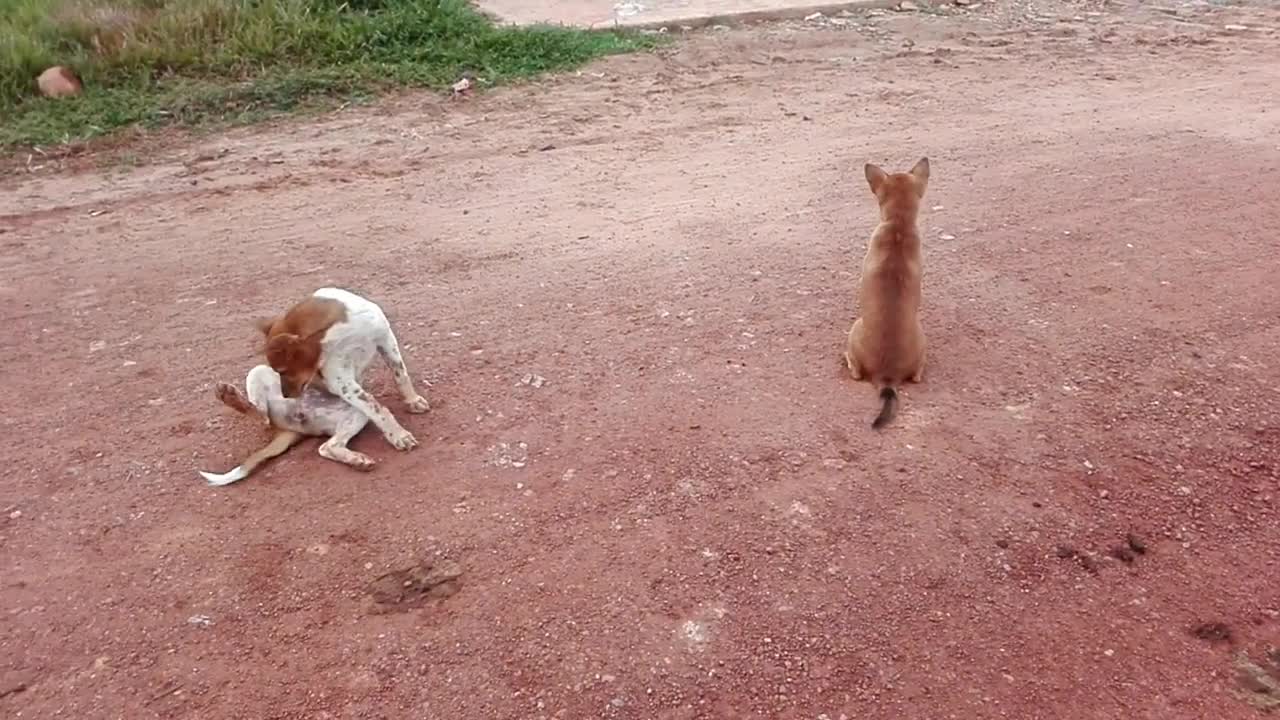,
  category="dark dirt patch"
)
[1191,622,1234,645]
[1055,544,1099,574]
[1108,534,1148,564]
[365,559,463,613]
